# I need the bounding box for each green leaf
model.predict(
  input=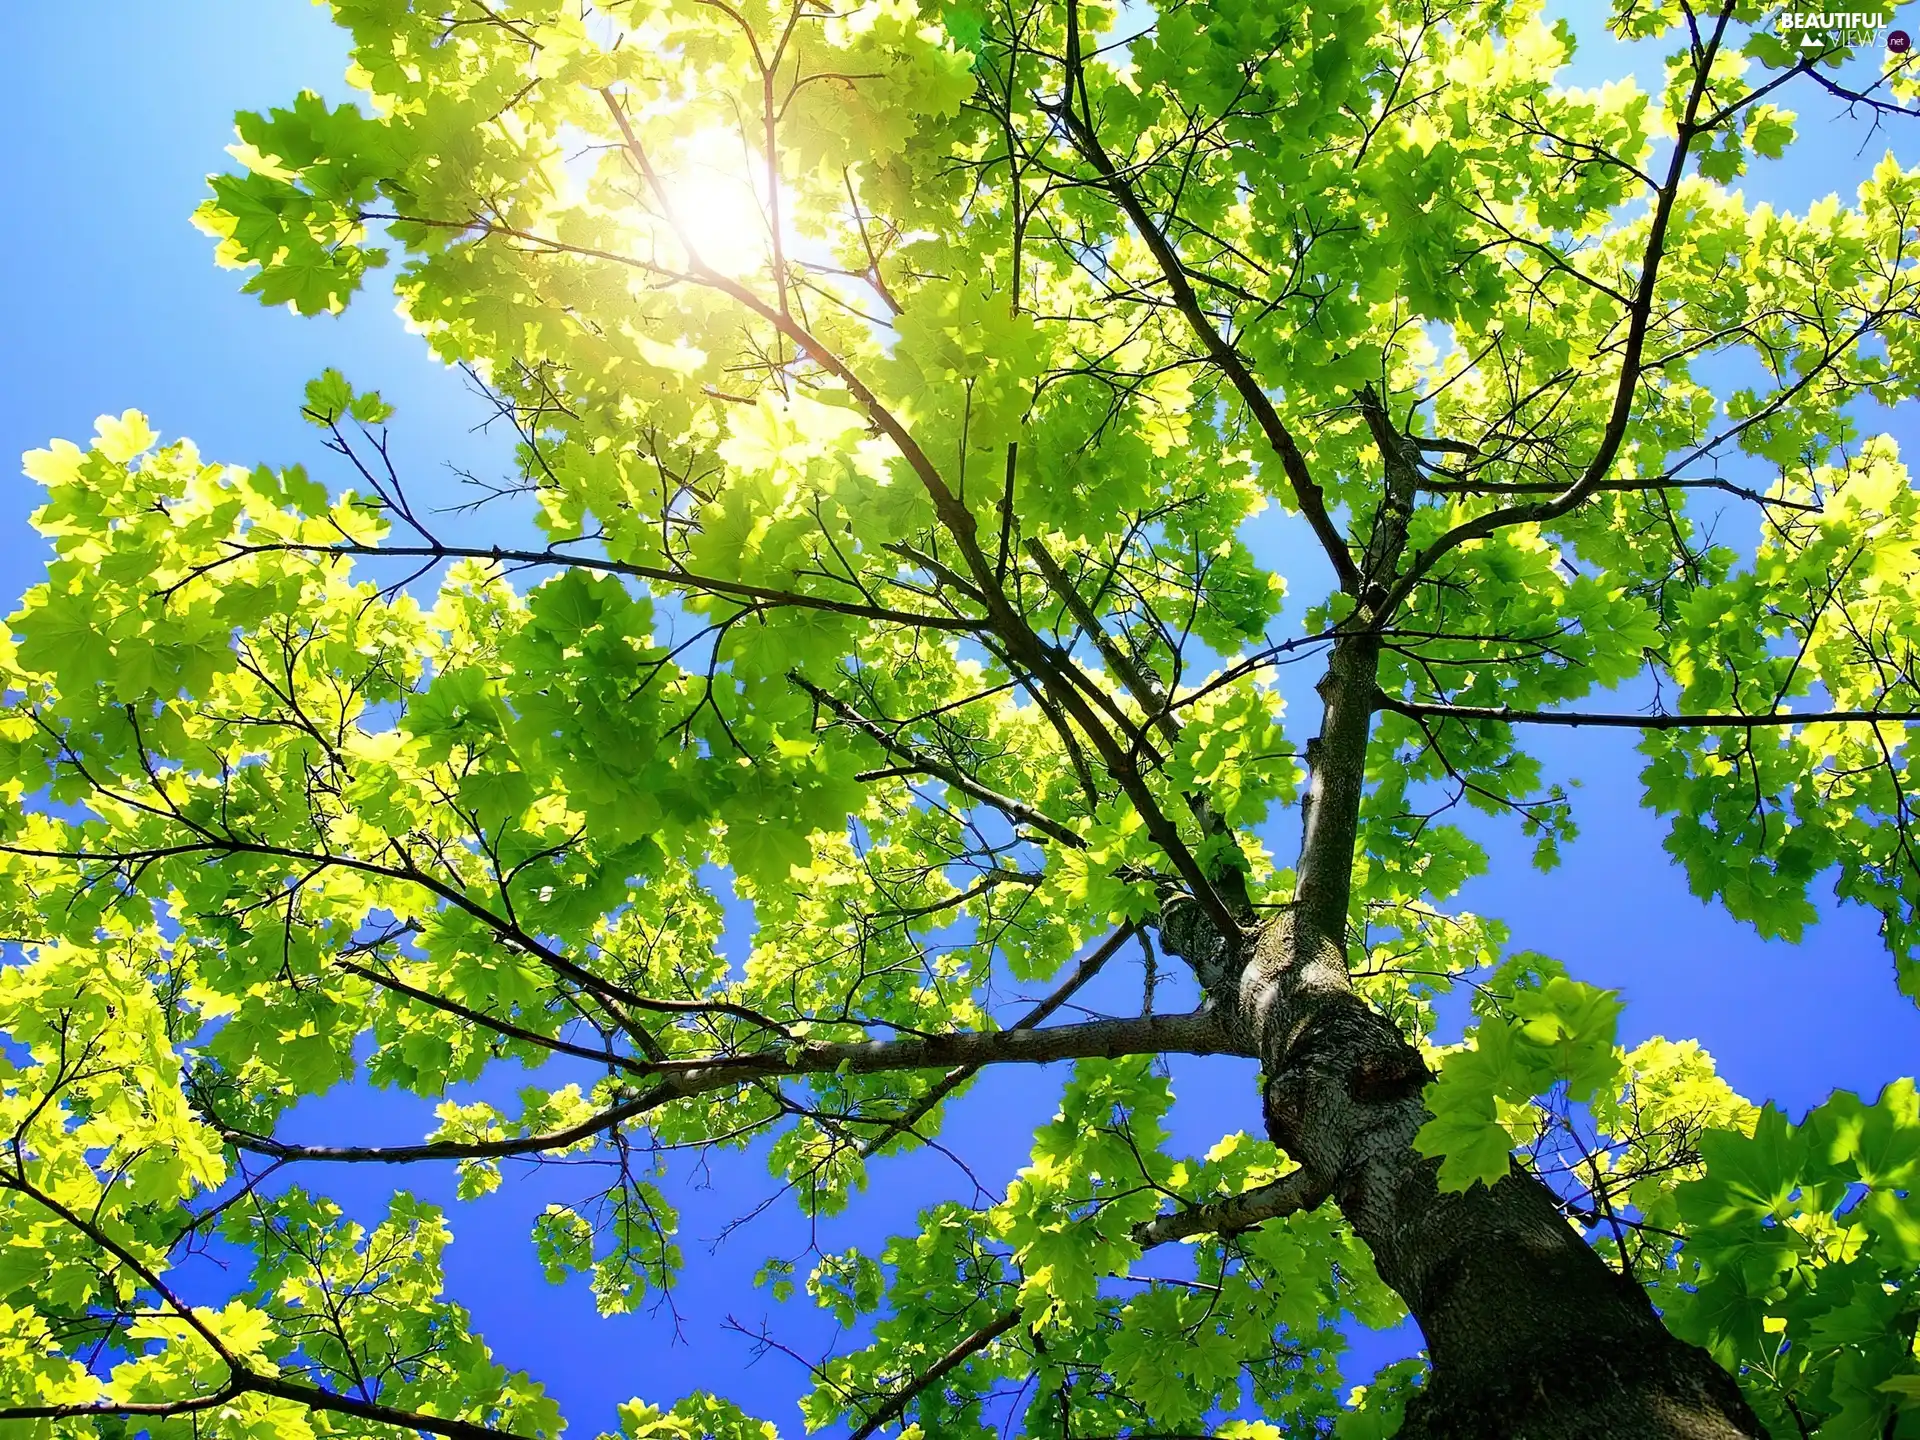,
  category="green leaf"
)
[304,368,394,426]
